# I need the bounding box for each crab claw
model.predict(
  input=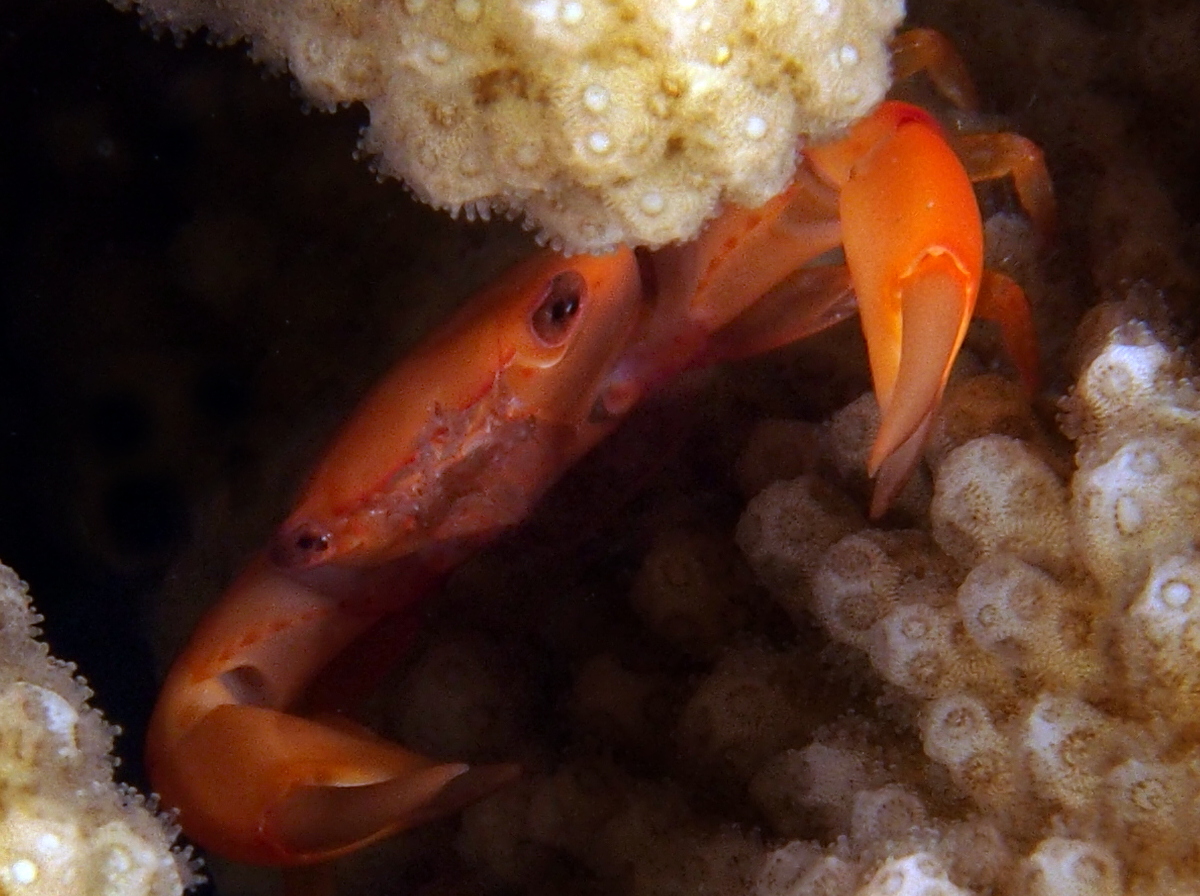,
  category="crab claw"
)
[152,701,519,865]
[865,252,974,517]
[146,556,522,866]
[806,101,983,516]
